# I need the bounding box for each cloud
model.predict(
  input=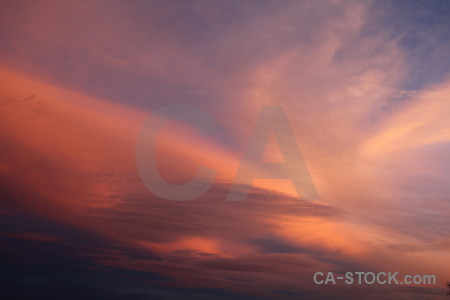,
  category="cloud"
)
[1,0,450,298]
